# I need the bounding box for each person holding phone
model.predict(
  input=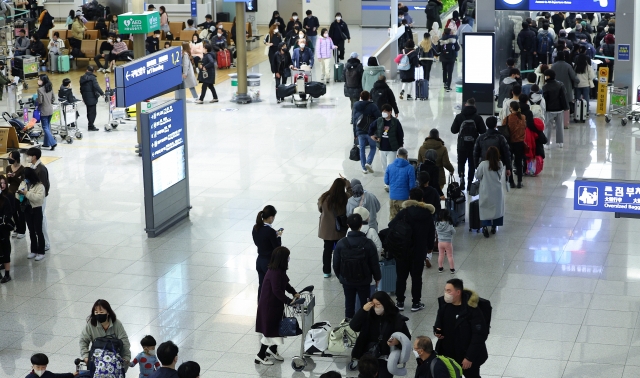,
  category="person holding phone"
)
[17,168,46,261]
[252,205,282,301]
